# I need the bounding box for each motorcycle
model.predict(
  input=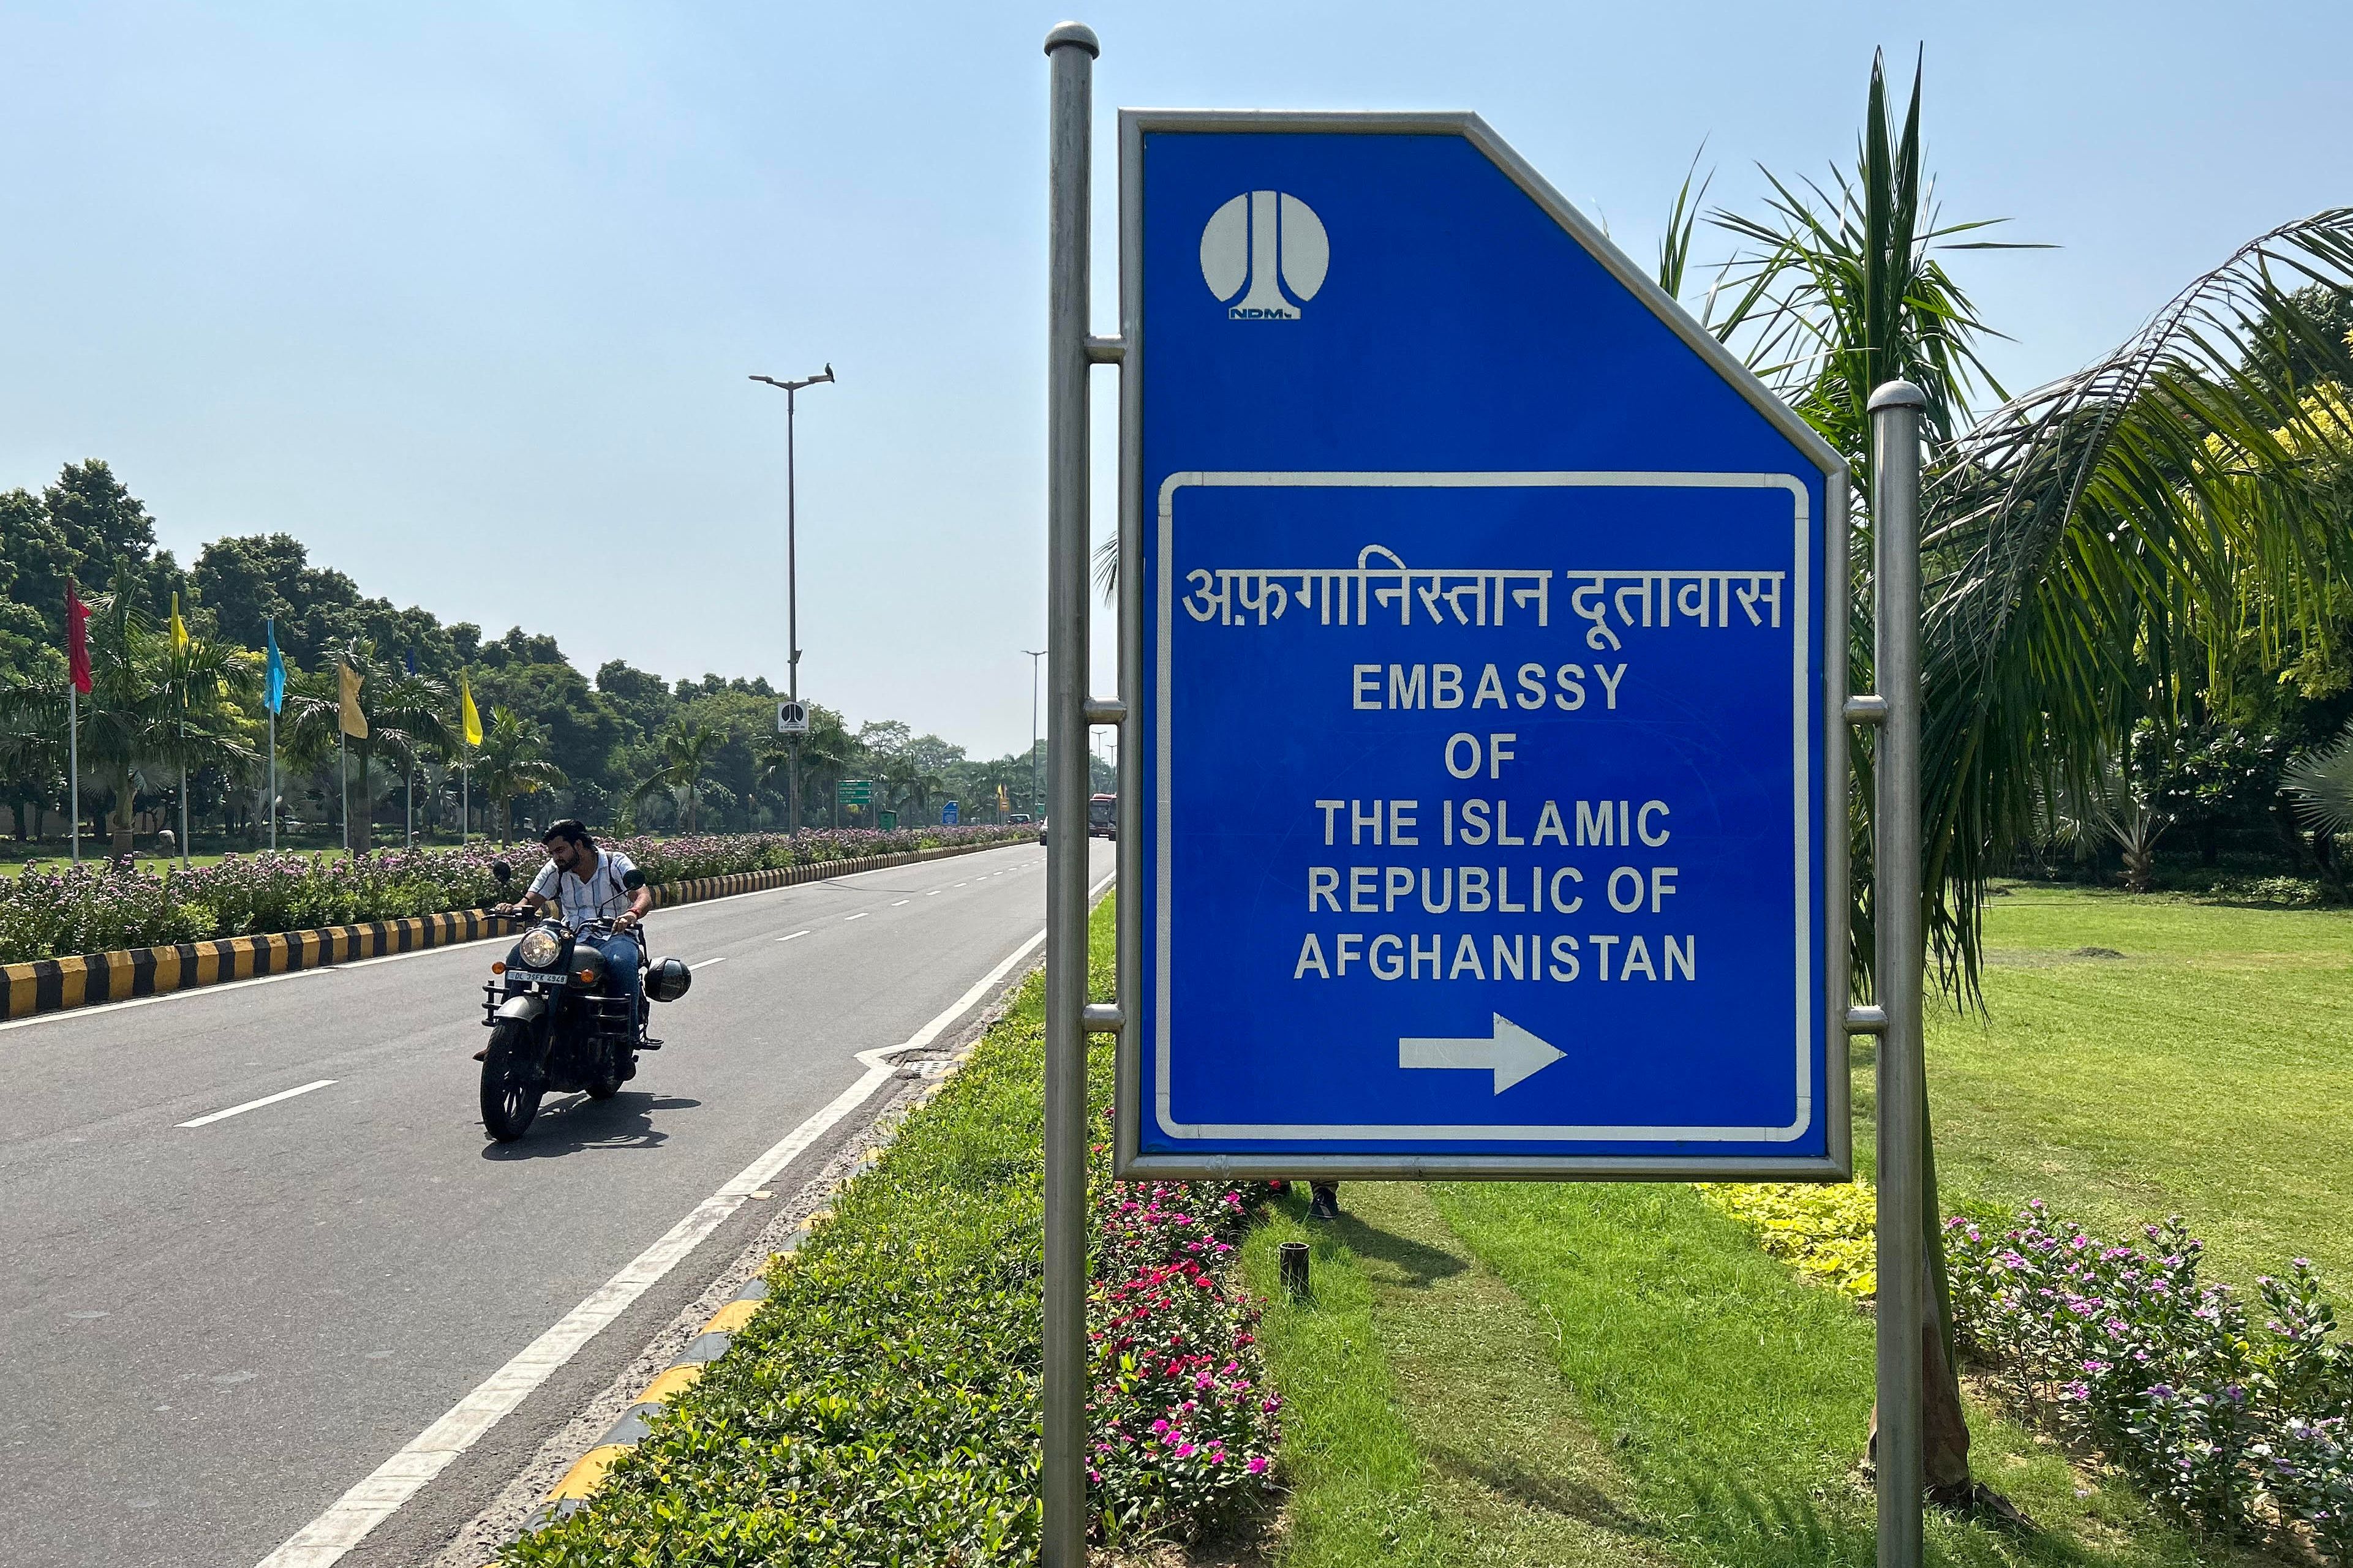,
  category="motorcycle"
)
[477,861,693,1142]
